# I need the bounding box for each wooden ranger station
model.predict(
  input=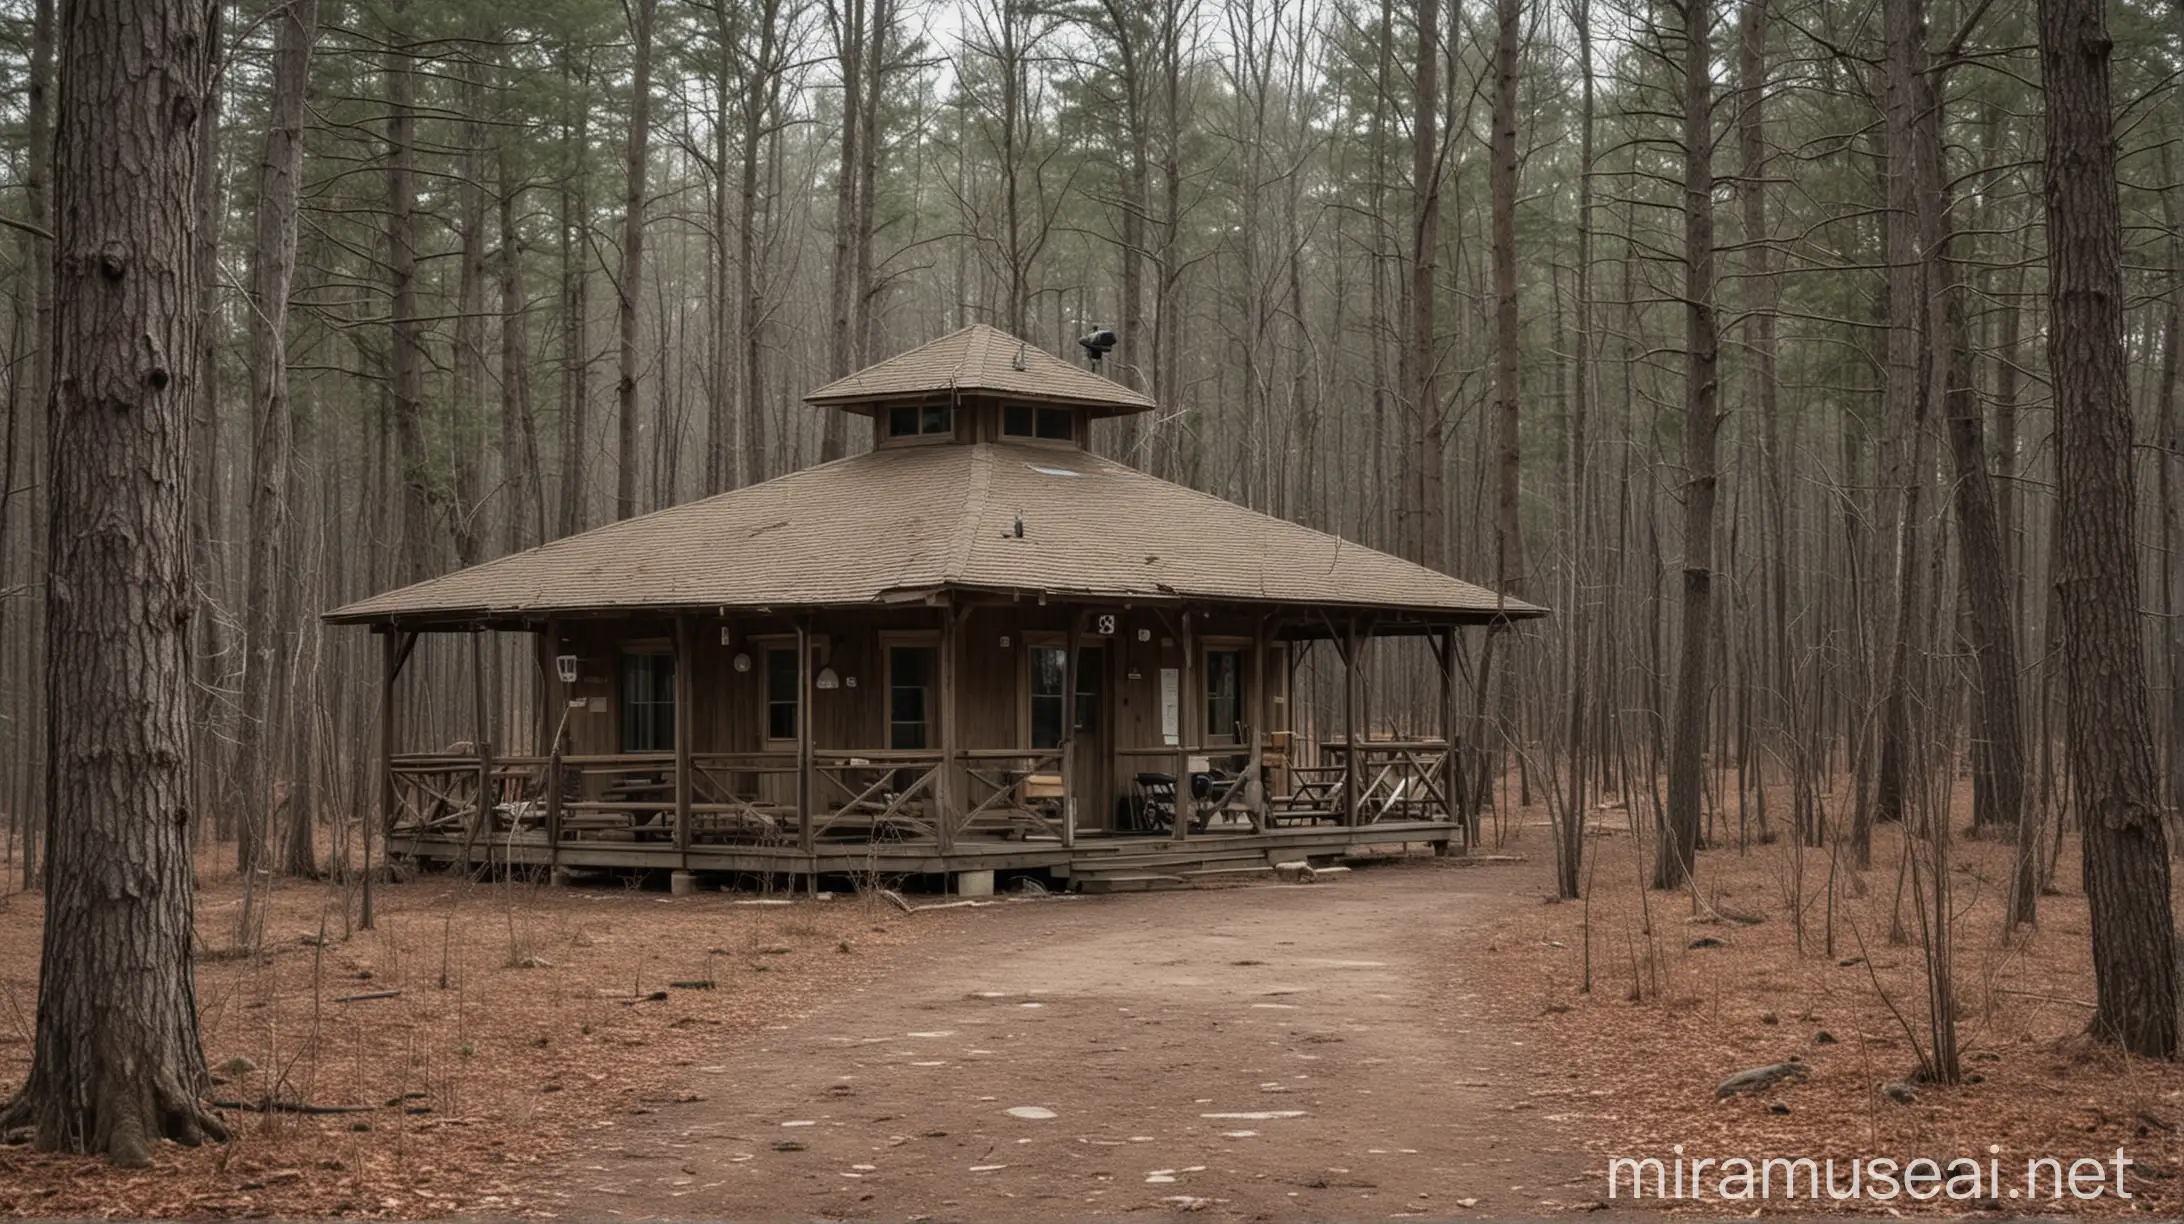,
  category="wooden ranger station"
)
[327,325,1545,892]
